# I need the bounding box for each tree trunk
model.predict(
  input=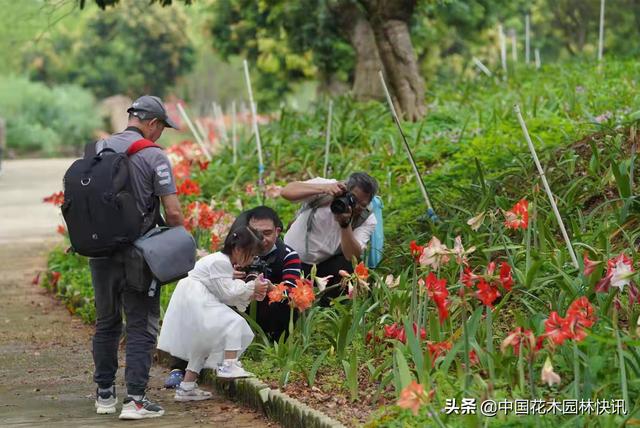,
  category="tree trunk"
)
[350,17,384,101]
[359,0,426,121]
[331,2,384,101]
